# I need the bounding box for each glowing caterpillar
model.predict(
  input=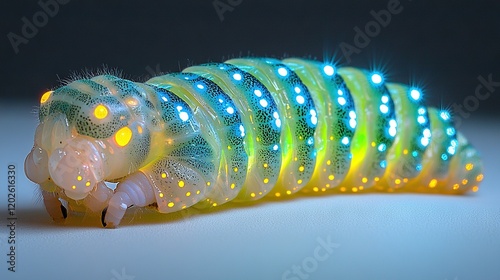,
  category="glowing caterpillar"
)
[24,58,484,228]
